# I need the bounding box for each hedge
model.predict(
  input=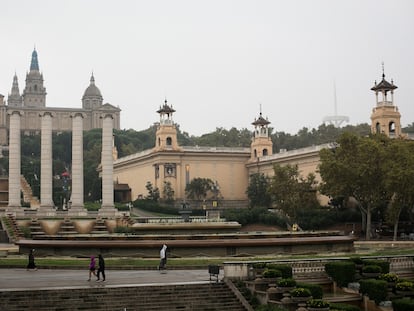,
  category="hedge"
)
[392,298,414,311]
[362,259,390,274]
[296,282,323,299]
[325,261,355,287]
[359,279,388,304]
[265,264,292,278]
